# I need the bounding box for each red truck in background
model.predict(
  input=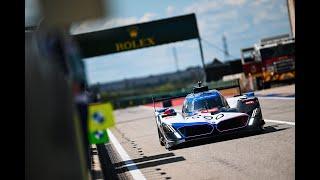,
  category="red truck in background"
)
[241,34,295,90]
